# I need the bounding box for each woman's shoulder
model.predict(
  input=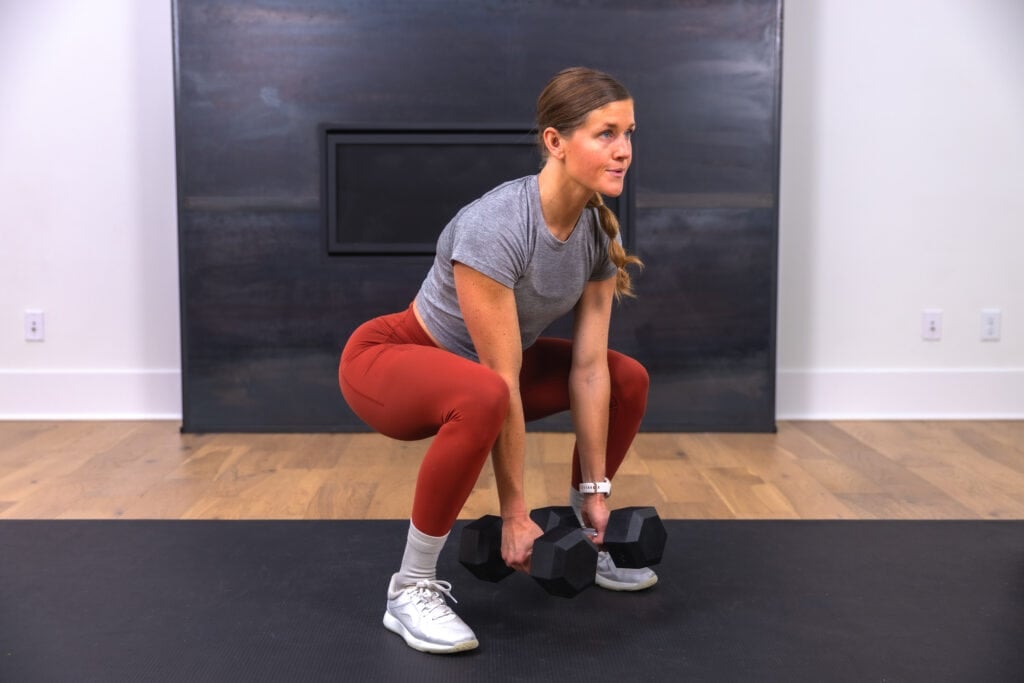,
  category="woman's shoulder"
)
[458,175,535,219]
[445,175,537,280]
